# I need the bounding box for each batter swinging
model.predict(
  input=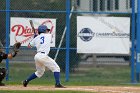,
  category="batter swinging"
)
[22,25,65,88]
